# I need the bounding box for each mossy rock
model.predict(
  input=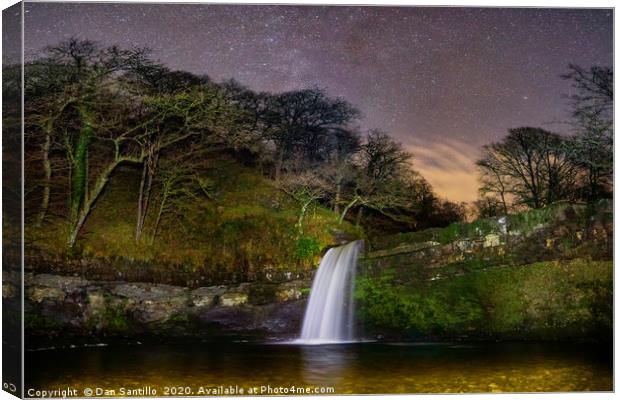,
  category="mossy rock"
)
[248,284,277,305]
[220,292,248,307]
